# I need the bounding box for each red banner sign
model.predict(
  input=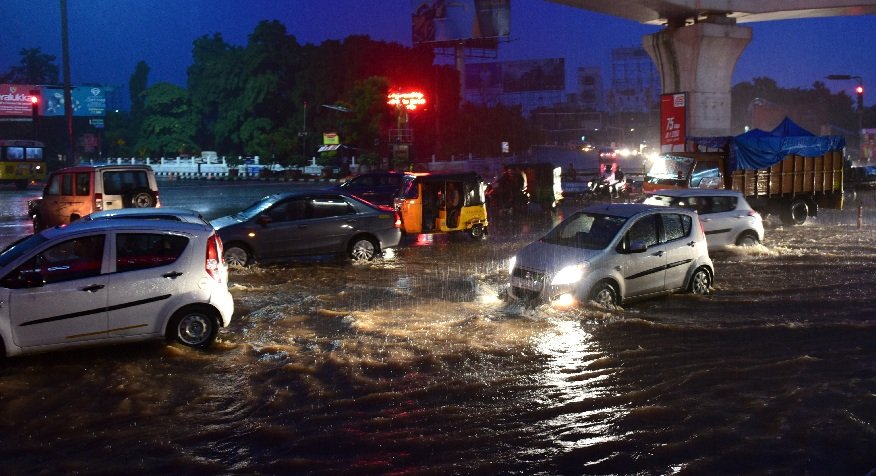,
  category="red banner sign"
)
[0,84,38,116]
[660,93,686,146]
